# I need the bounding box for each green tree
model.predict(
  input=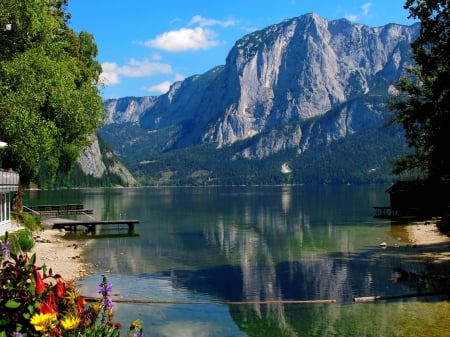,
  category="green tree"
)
[0,0,104,184]
[390,0,450,182]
